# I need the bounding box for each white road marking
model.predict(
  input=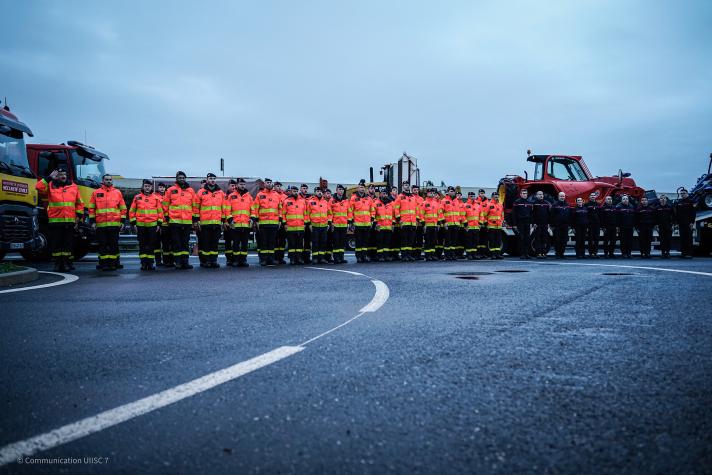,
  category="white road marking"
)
[517,261,712,277]
[0,266,390,466]
[0,272,78,295]
[0,346,303,466]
